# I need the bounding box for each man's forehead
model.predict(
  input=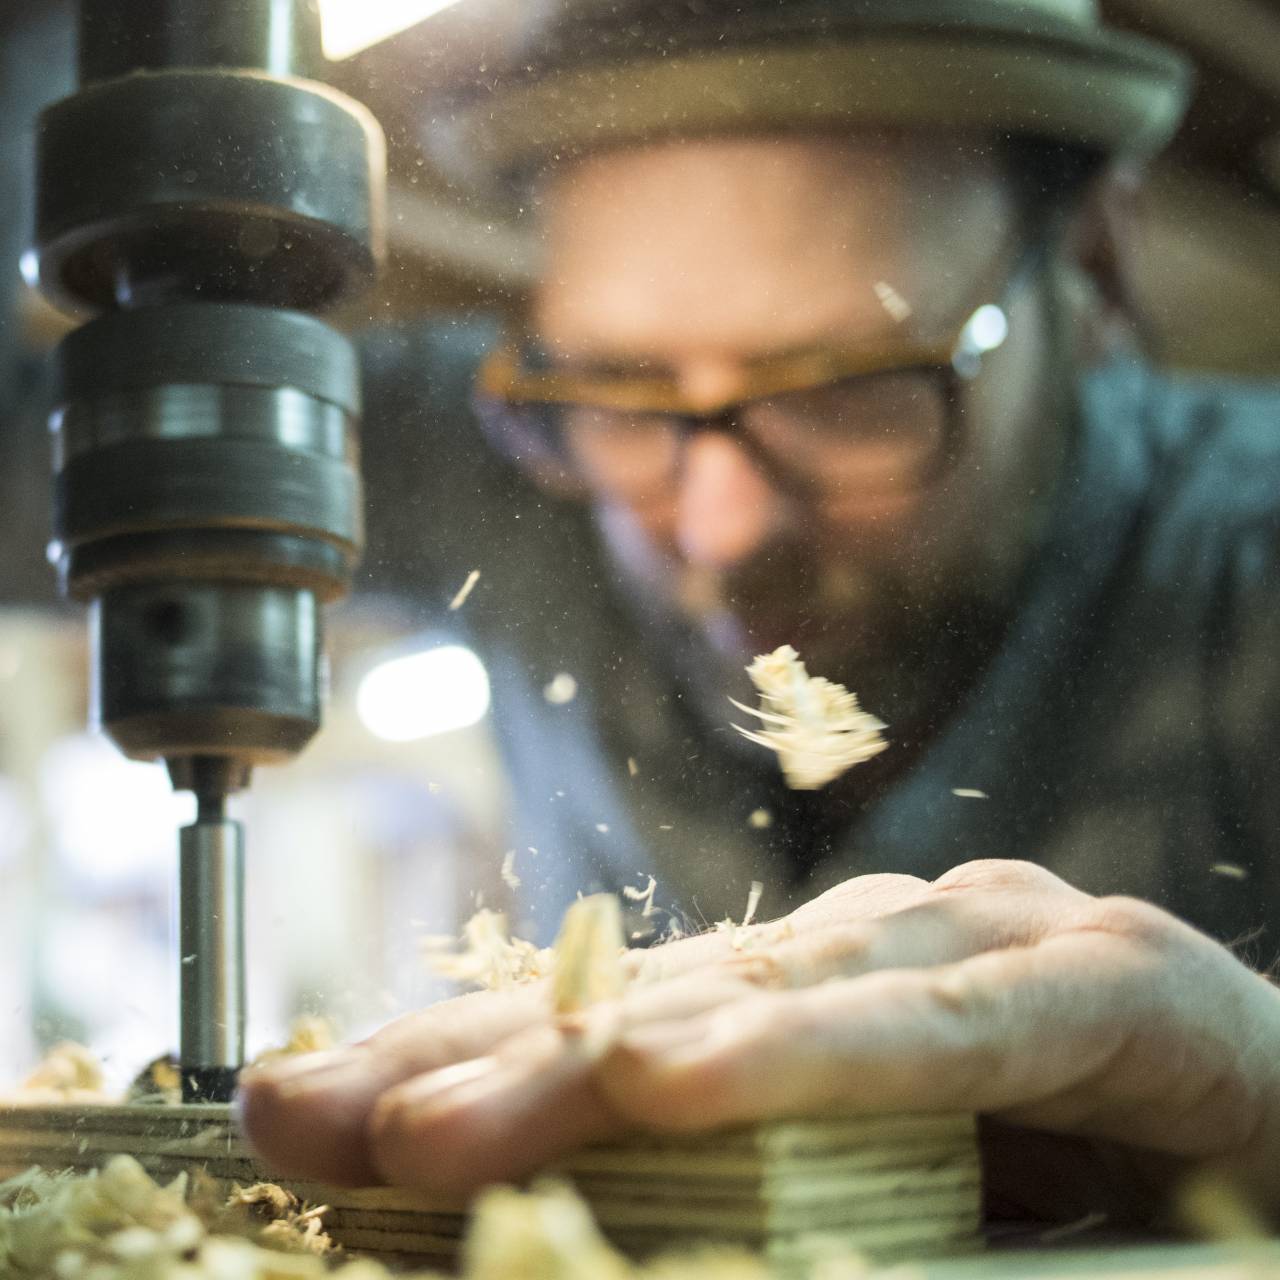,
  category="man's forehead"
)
[530,131,1011,359]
